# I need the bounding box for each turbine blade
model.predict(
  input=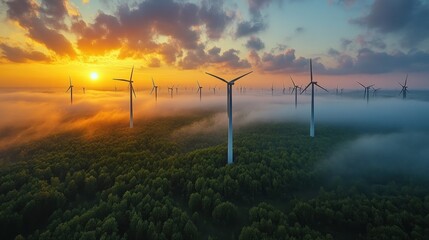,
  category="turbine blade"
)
[290,75,296,87]
[150,87,155,95]
[405,74,408,86]
[113,78,130,82]
[230,71,253,83]
[205,72,228,84]
[197,80,201,88]
[152,78,155,87]
[357,81,366,88]
[130,66,134,81]
[291,88,295,94]
[316,83,329,92]
[301,83,311,94]
[310,59,313,82]
[66,86,71,92]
